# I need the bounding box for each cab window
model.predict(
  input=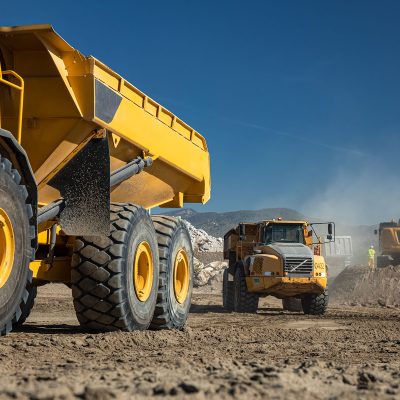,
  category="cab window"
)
[263,224,304,245]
